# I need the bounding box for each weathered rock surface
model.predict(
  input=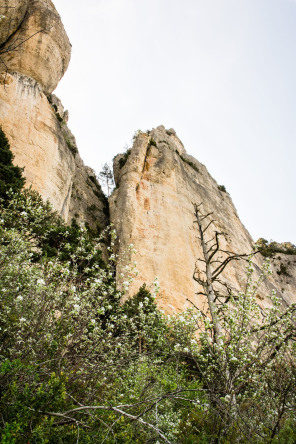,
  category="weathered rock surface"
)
[270,254,296,306]
[0,0,71,94]
[0,0,29,46]
[0,72,75,218]
[68,156,109,234]
[110,126,296,313]
[0,0,107,230]
[0,72,108,230]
